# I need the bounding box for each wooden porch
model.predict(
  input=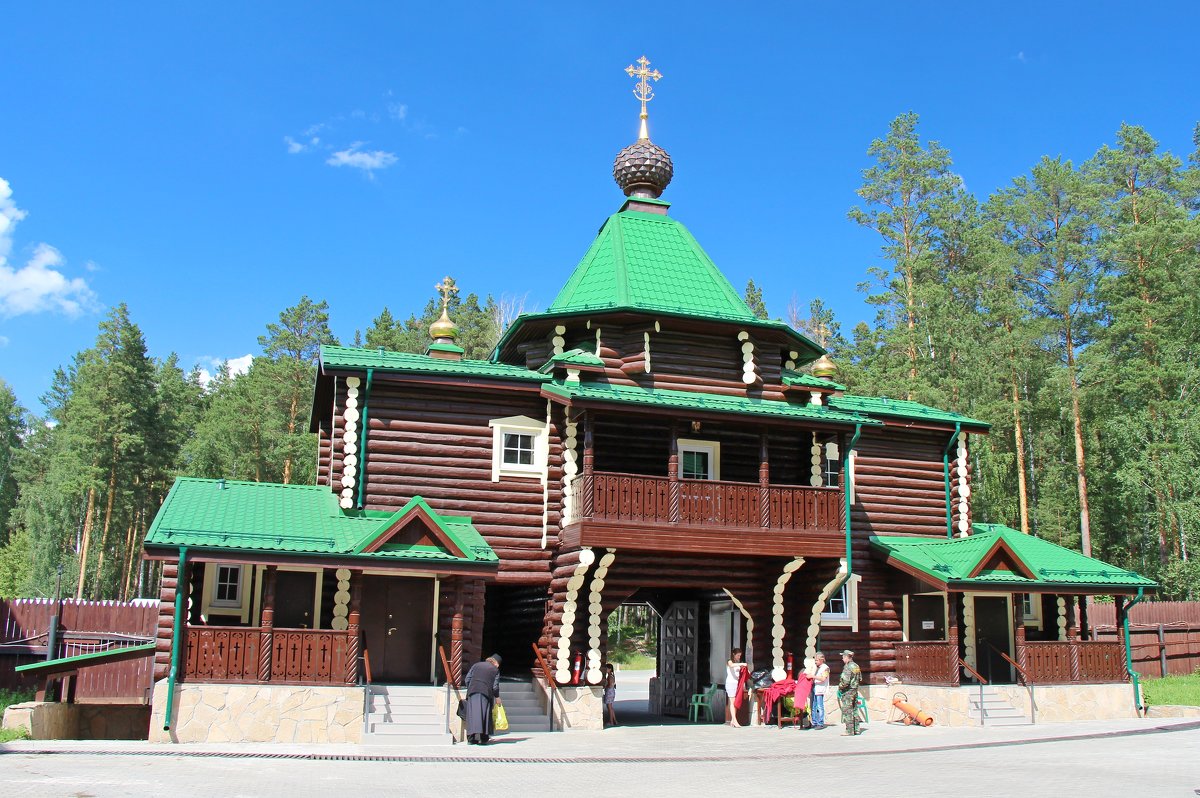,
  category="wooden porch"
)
[894,639,1128,686]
